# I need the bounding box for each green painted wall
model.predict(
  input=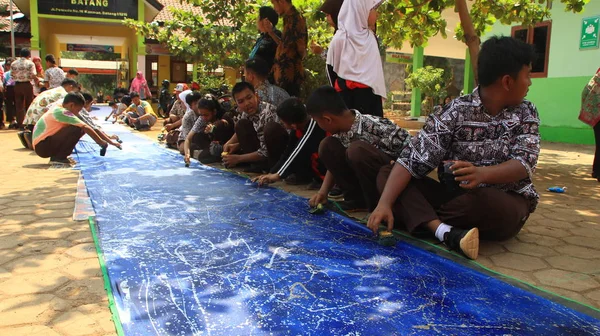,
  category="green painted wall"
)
[484,2,600,144]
